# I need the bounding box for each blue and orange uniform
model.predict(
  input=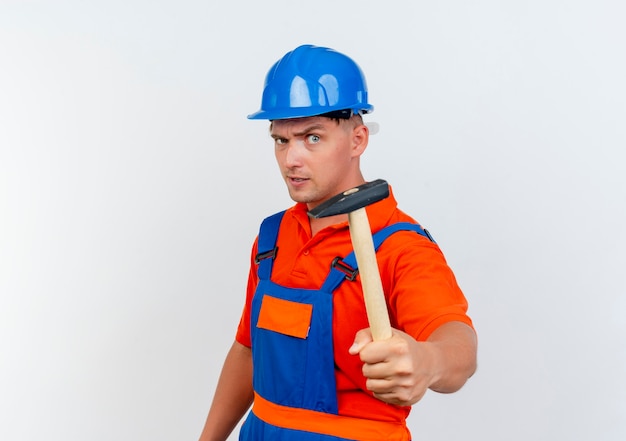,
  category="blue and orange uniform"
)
[236,189,473,440]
